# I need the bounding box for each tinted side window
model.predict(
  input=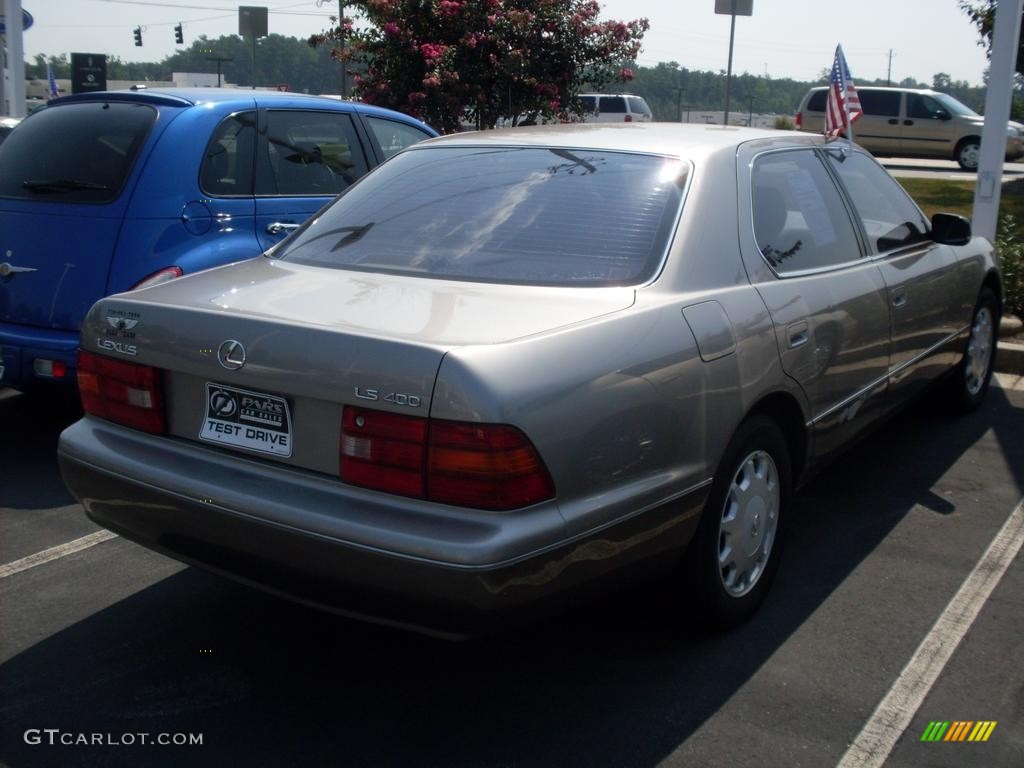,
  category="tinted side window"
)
[857,90,900,117]
[258,110,368,197]
[579,96,597,114]
[0,102,156,203]
[200,111,256,197]
[807,90,827,112]
[752,150,862,273]
[600,97,627,113]
[907,94,947,120]
[627,97,652,117]
[365,116,431,160]
[825,151,929,253]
